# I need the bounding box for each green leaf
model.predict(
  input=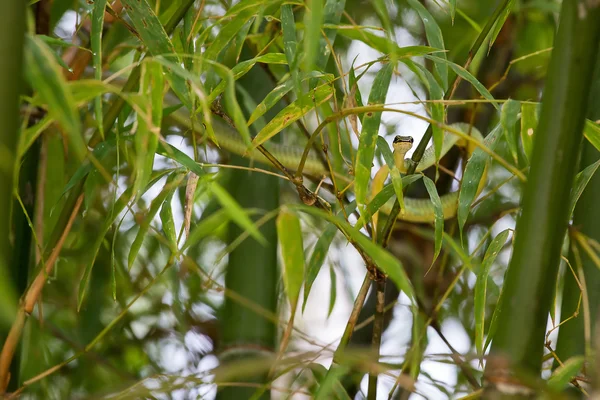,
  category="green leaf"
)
[315,0,347,74]
[251,84,333,148]
[25,35,85,162]
[183,209,230,250]
[303,202,356,312]
[584,119,600,152]
[425,55,498,109]
[475,229,510,362]
[568,159,600,218]
[156,141,206,177]
[160,194,178,251]
[450,0,456,24]
[134,62,163,199]
[423,176,443,264]
[128,173,186,269]
[487,0,515,53]
[91,0,108,138]
[310,364,352,400]
[500,99,521,163]
[314,365,351,400]
[292,205,414,302]
[303,0,324,72]
[457,124,500,236]
[355,62,394,207]
[277,210,305,310]
[248,71,332,126]
[376,136,405,211]
[328,265,337,318]
[121,0,190,108]
[211,183,266,245]
[337,28,439,58]
[547,356,584,391]
[407,0,448,90]
[520,102,539,161]
[281,4,298,69]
